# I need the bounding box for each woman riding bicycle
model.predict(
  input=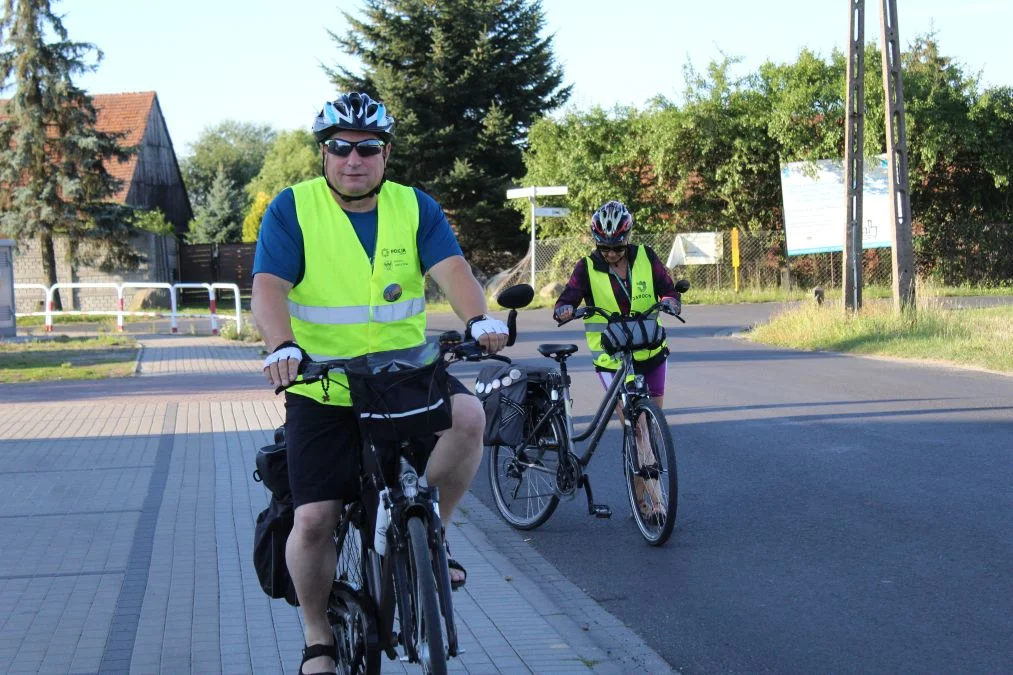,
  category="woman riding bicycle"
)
[553,200,682,522]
